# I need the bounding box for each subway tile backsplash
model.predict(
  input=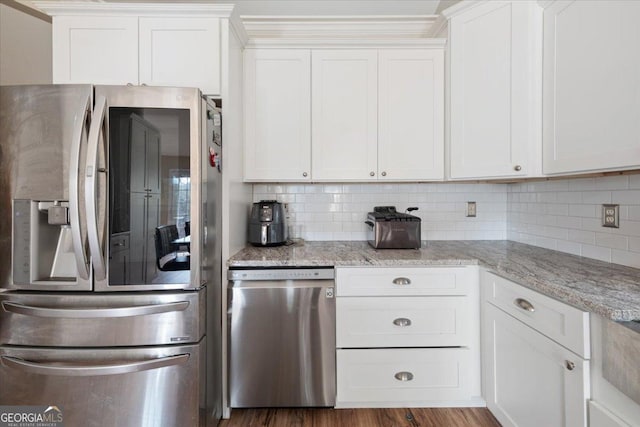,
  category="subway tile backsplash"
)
[253,183,508,242]
[252,174,640,270]
[508,175,640,269]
